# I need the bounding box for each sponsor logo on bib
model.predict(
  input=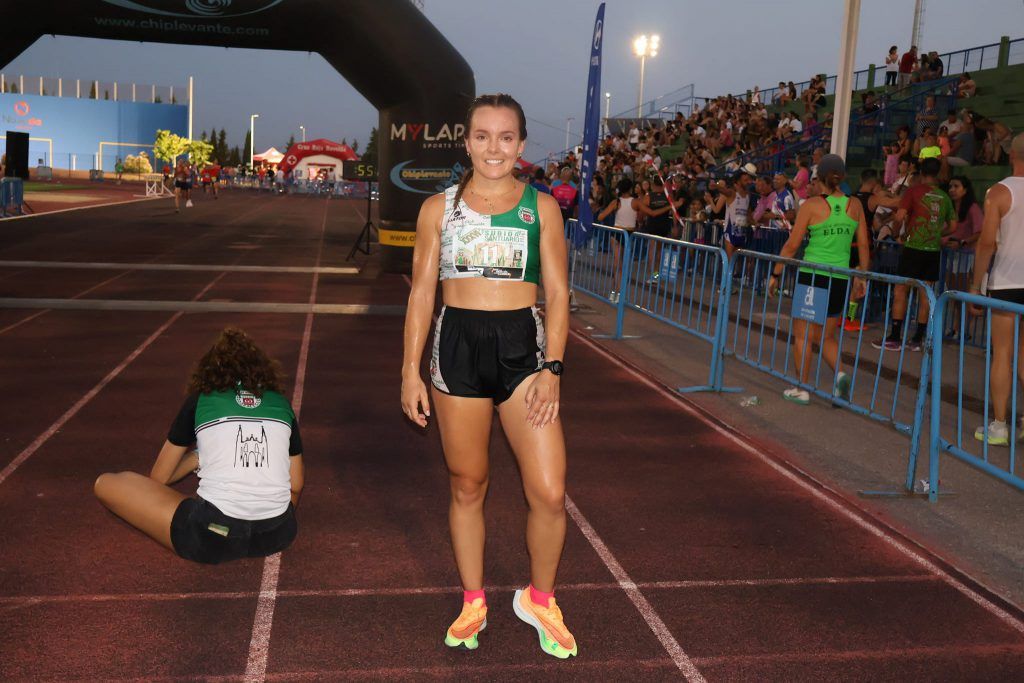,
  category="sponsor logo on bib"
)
[236,391,262,409]
[518,206,536,224]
